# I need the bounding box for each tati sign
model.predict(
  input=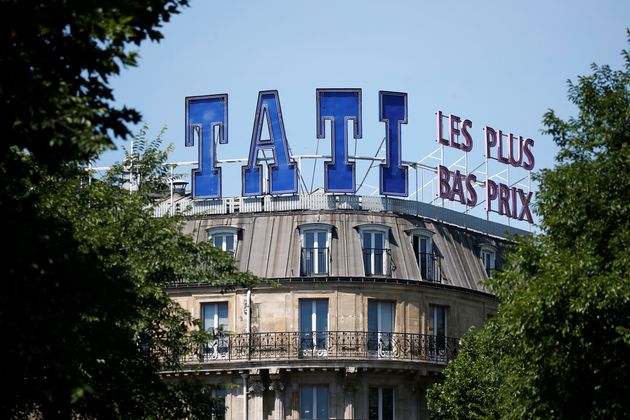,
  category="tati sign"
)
[186,89,534,223]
